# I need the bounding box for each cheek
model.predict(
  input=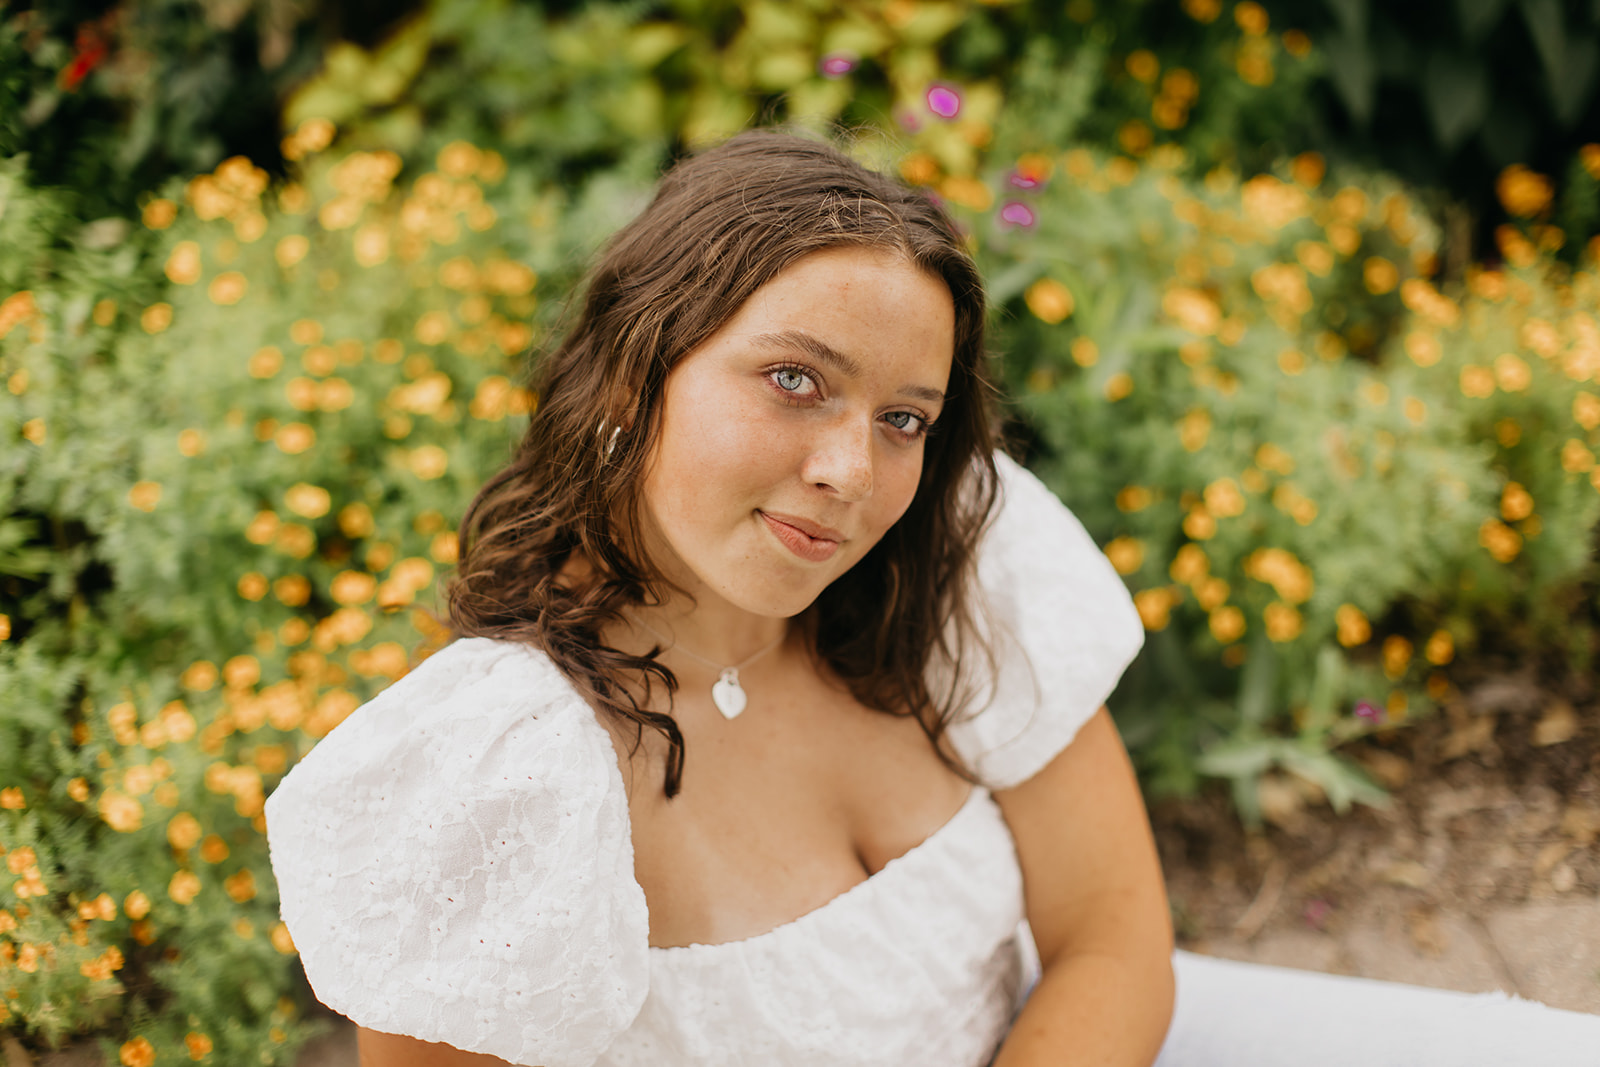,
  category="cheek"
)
[648,385,781,513]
